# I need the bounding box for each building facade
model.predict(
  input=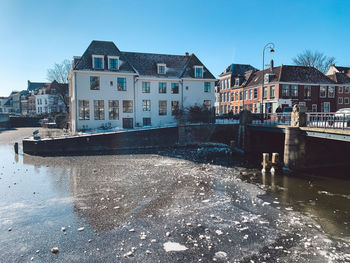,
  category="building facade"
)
[69,41,216,132]
[216,61,337,114]
[35,81,68,115]
[326,65,350,110]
